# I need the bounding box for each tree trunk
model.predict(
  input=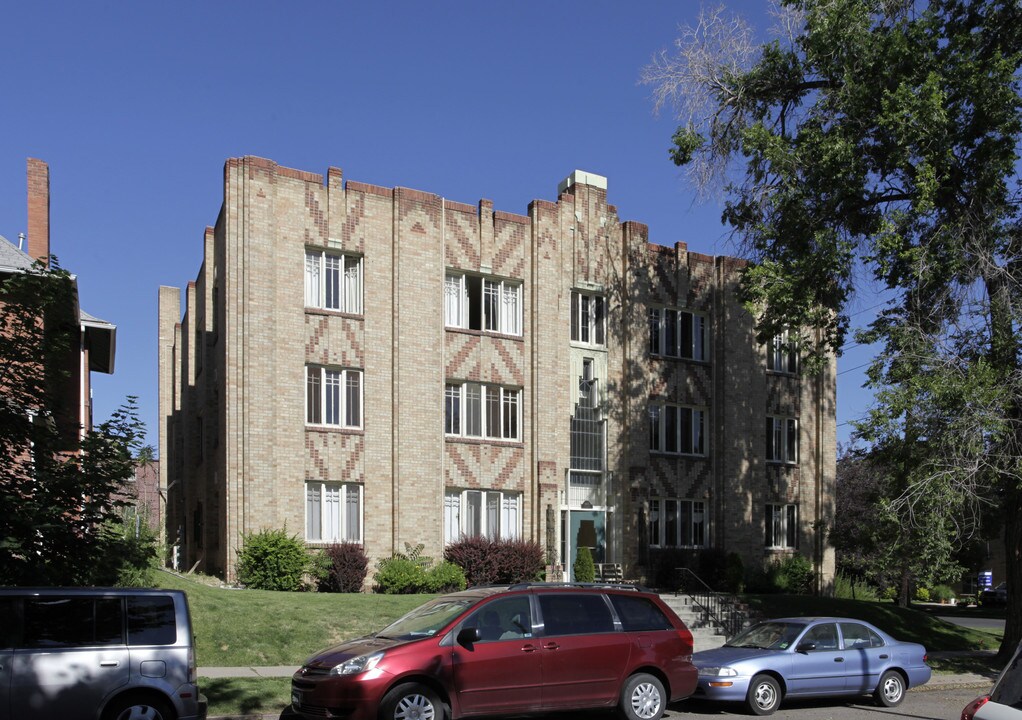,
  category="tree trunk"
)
[1000,481,1022,659]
